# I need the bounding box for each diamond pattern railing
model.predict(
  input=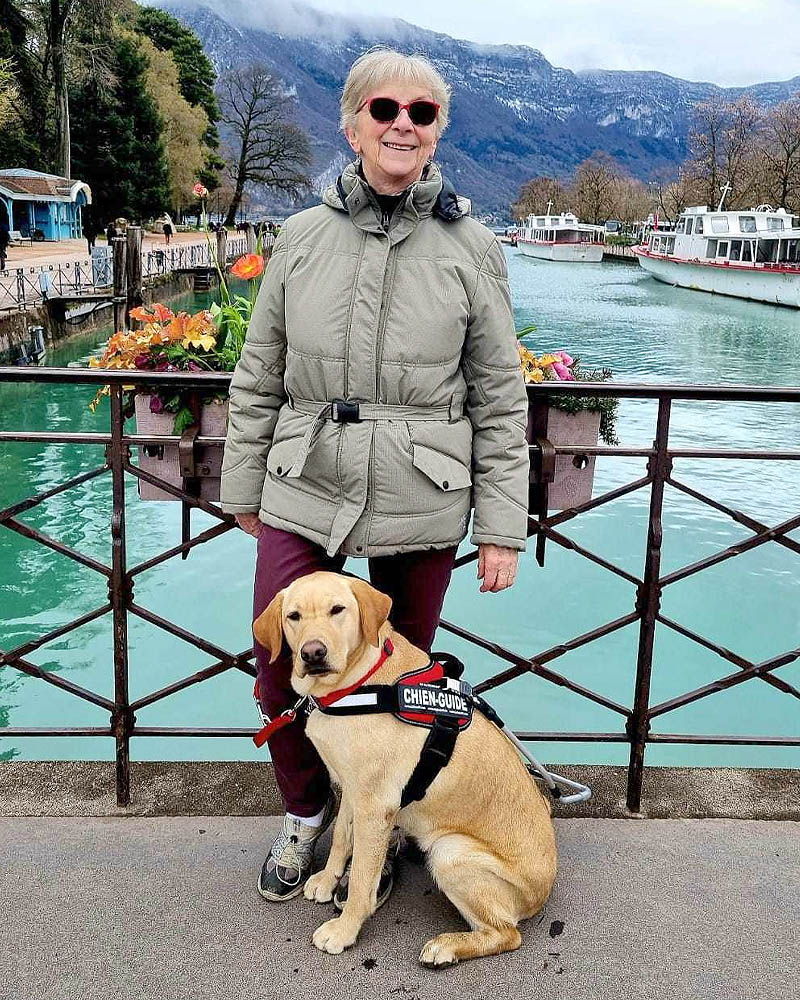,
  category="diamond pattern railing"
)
[1,369,799,810]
